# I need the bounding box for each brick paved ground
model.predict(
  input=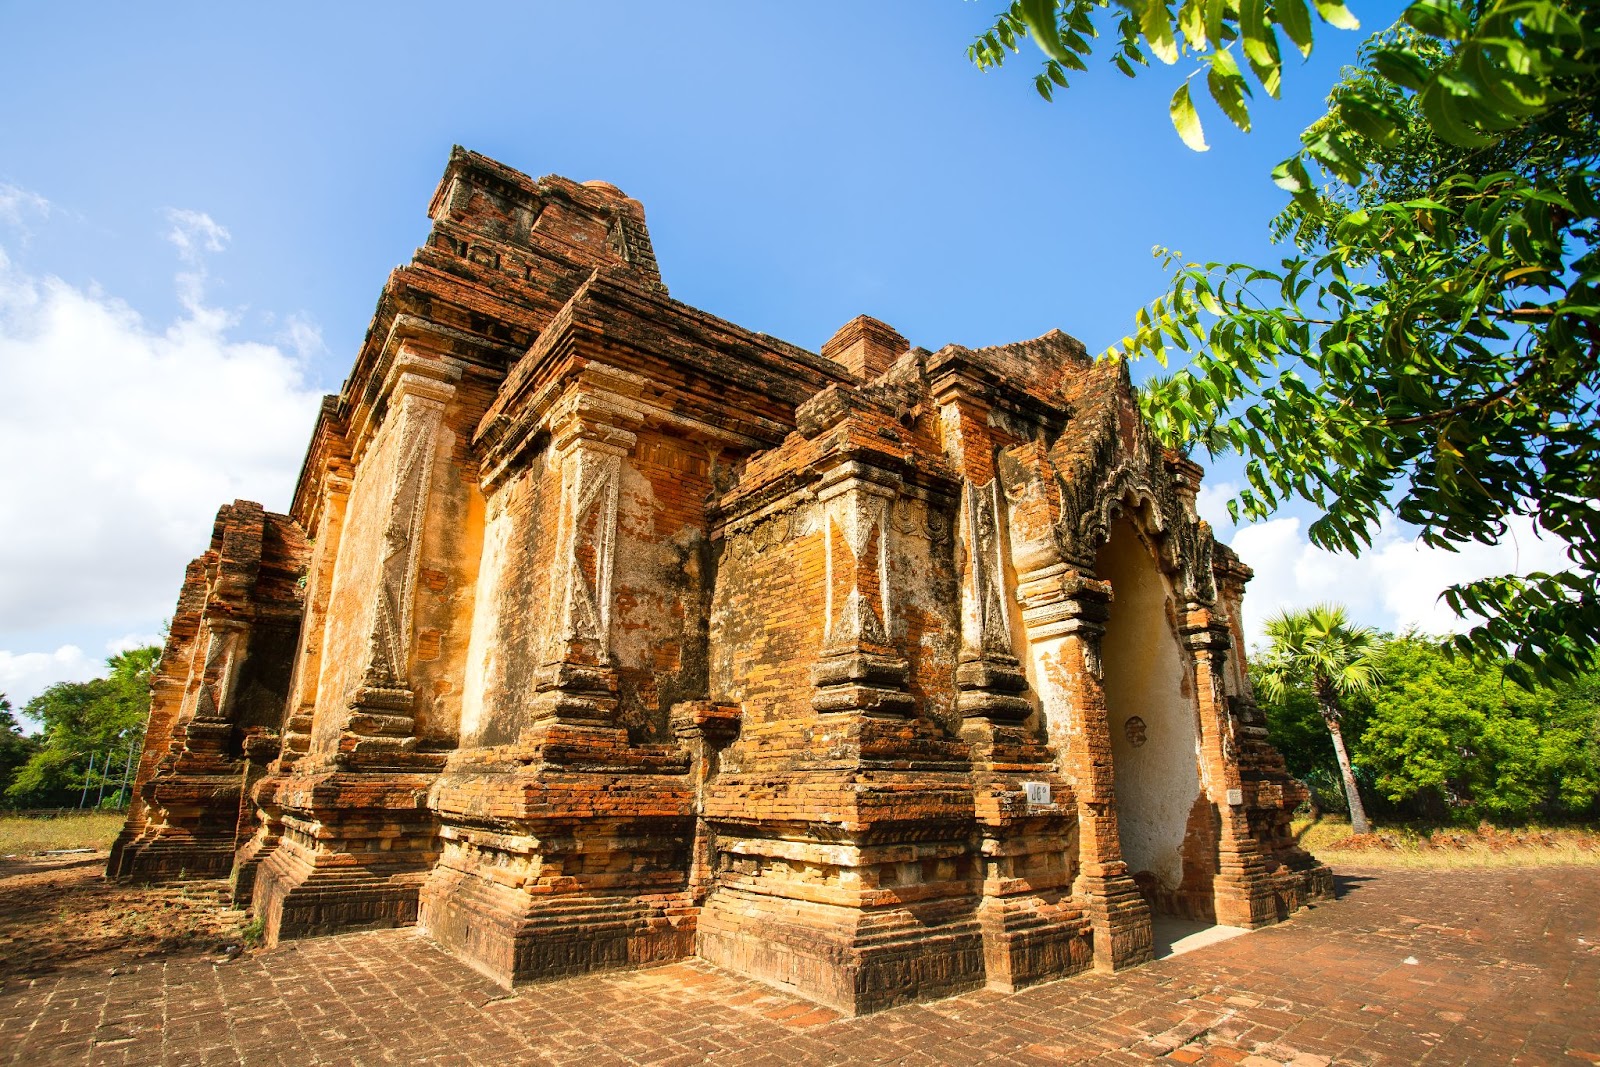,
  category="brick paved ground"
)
[3,866,1596,1066]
